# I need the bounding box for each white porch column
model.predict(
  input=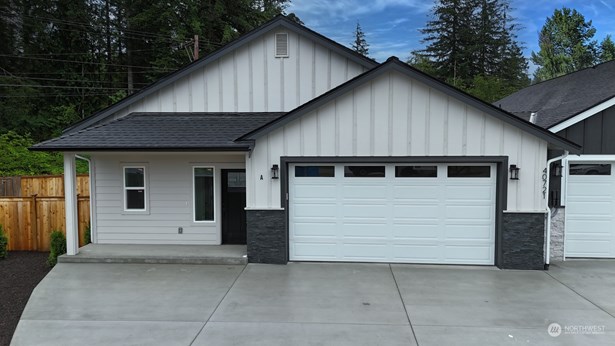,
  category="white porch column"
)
[64,153,79,255]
